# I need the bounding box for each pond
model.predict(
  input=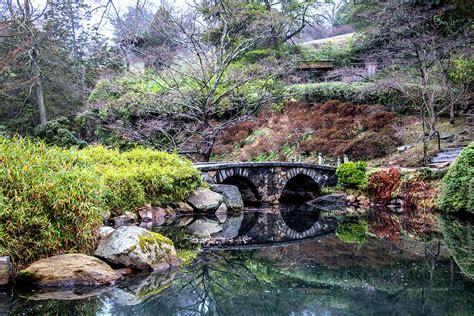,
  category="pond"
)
[2,206,473,315]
